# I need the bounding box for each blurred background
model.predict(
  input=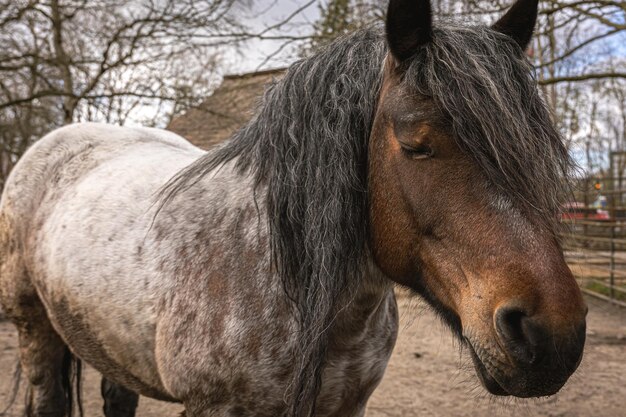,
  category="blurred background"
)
[0,1,625,416]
